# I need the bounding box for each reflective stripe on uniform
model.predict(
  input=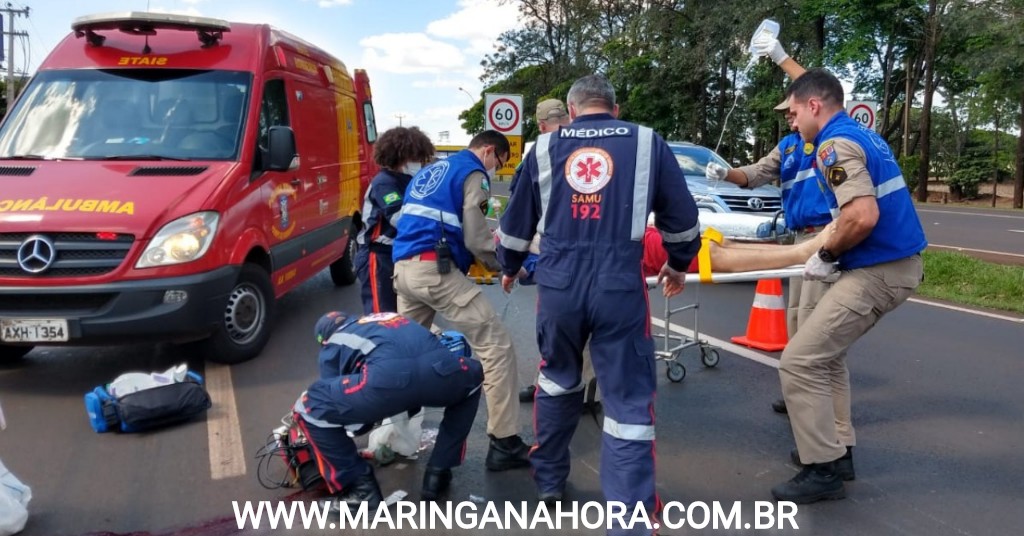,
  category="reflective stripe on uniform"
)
[402,203,462,229]
[660,221,700,244]
[293,394,342,428]
[537,370,585,397]
[388,211,402,228]
[630,127,654,241]
[603,416,655,441]
[497,228,531,252]
[374,236,394,245]
[536,132,554,235]
[876,175,906,199]
[325,332,377,355]
[781,168,816,191]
